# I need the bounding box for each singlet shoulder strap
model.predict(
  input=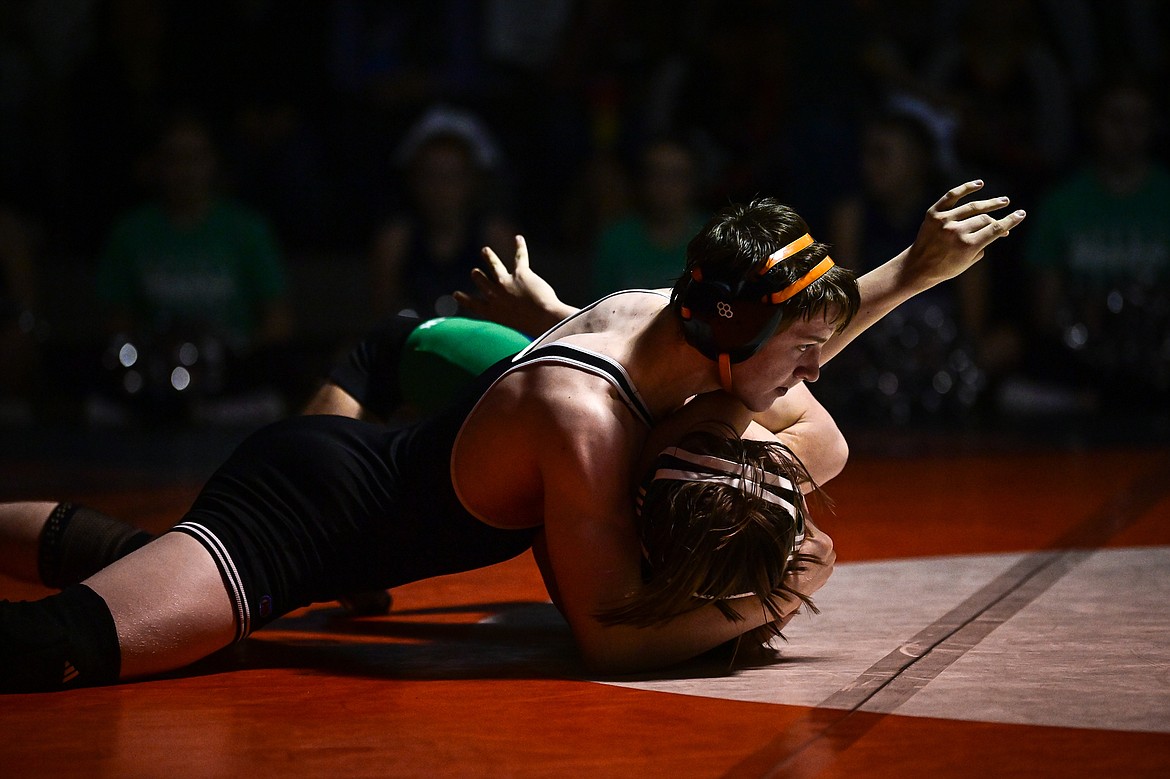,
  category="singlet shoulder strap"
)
[520,288,671,349]
[505,343,655,428]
